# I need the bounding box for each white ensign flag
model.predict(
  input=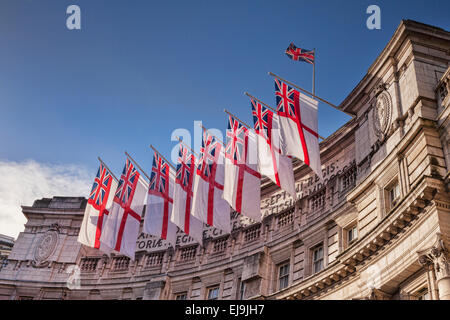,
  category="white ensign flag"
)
[100,158,147,260]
